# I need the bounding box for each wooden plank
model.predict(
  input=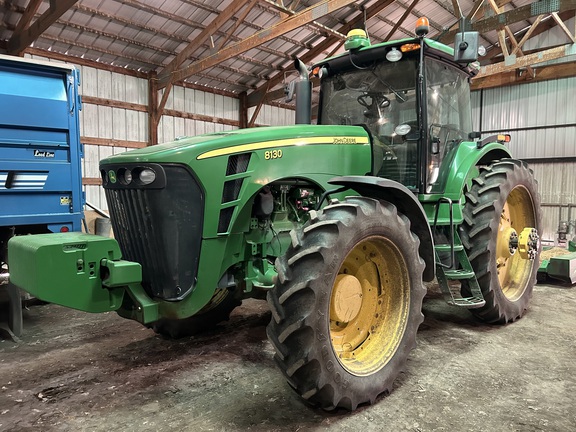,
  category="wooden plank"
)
[471,60,576,89]
[475,44,576,78]
[82,178,102,186]
[81,136,147,149]
[81,96,148,112]
[162,109,239,127]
